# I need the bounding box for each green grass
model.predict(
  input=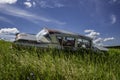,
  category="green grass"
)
[0,40,120,80]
